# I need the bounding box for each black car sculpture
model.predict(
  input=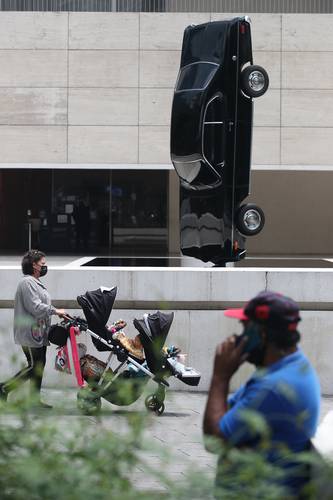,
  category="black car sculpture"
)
[170,17,269,265]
